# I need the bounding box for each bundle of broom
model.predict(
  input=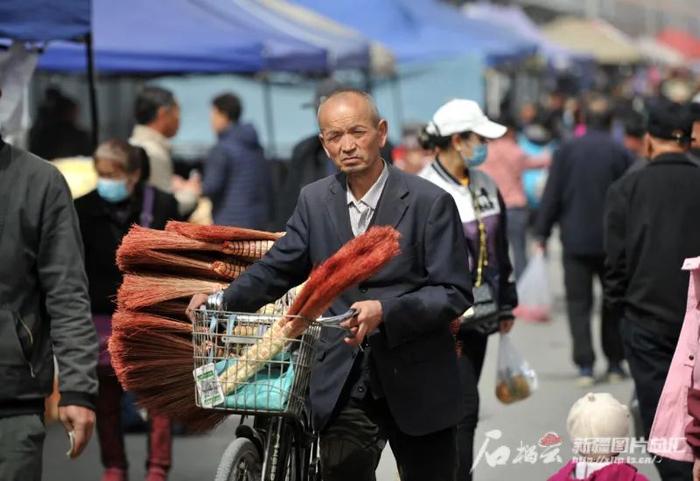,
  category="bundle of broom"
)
[110,225,400,430]
[109,222,285,430]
